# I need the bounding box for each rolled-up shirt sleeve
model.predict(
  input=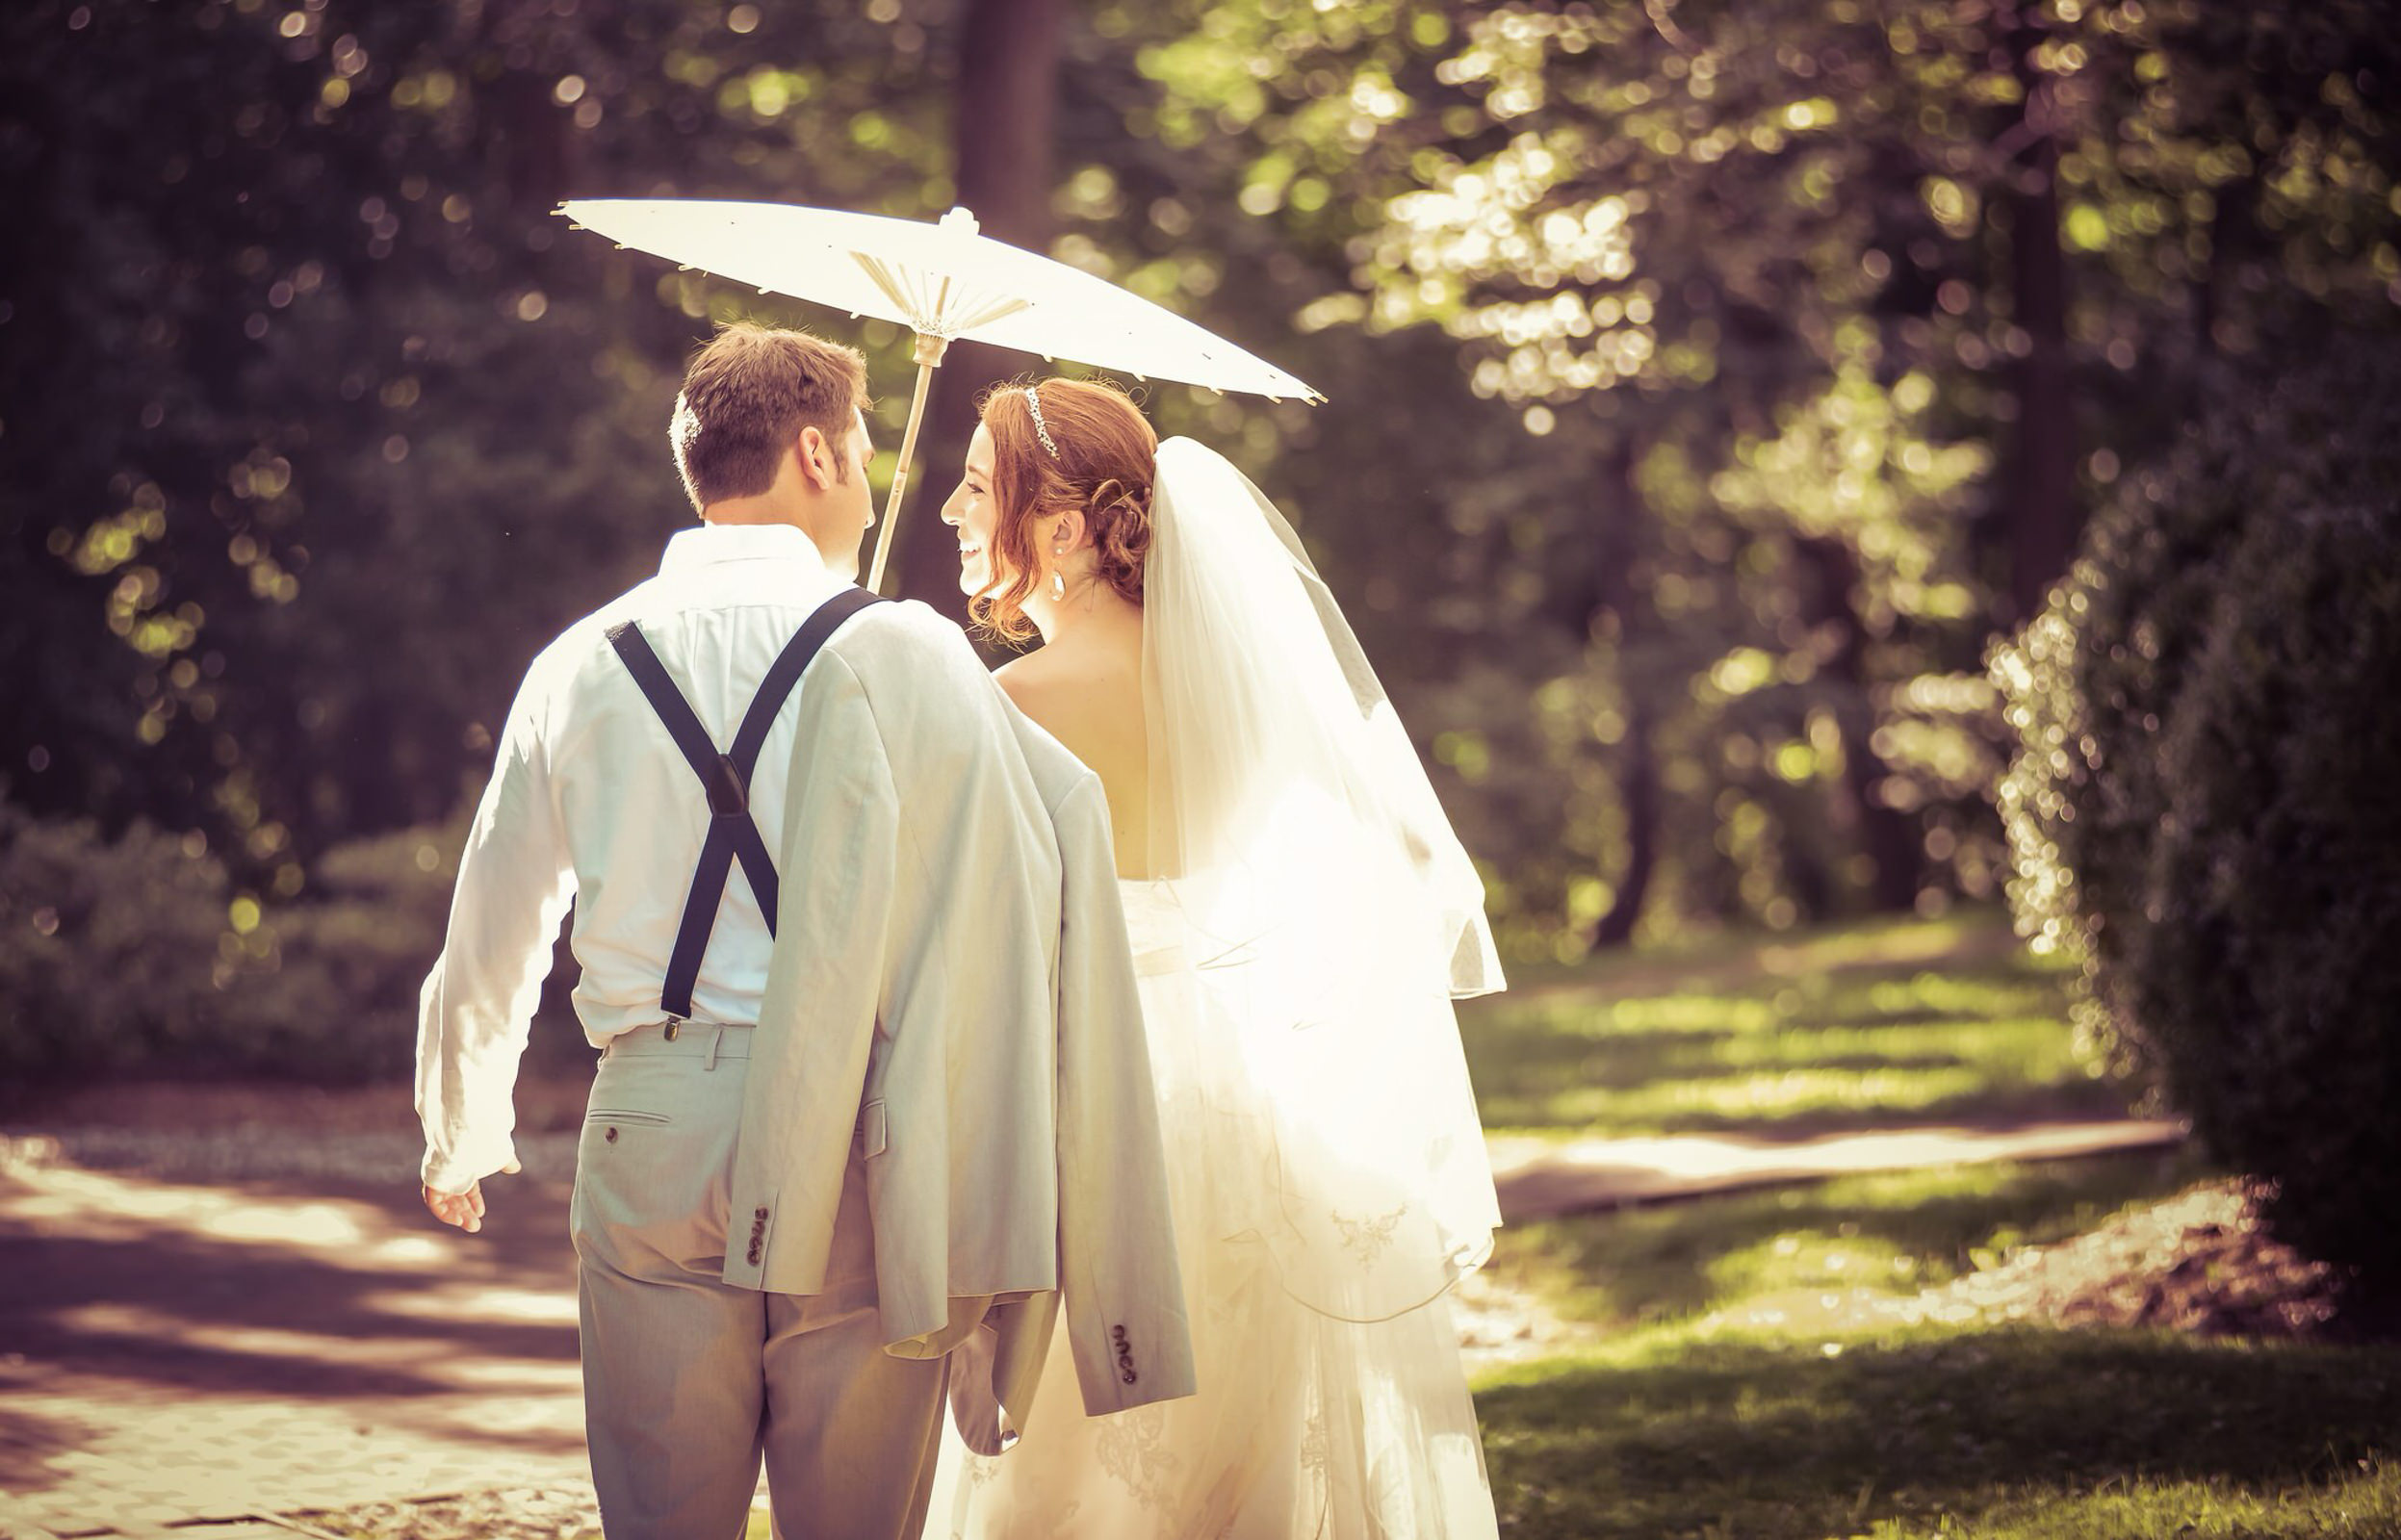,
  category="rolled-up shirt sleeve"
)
[415,666,576,1194]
